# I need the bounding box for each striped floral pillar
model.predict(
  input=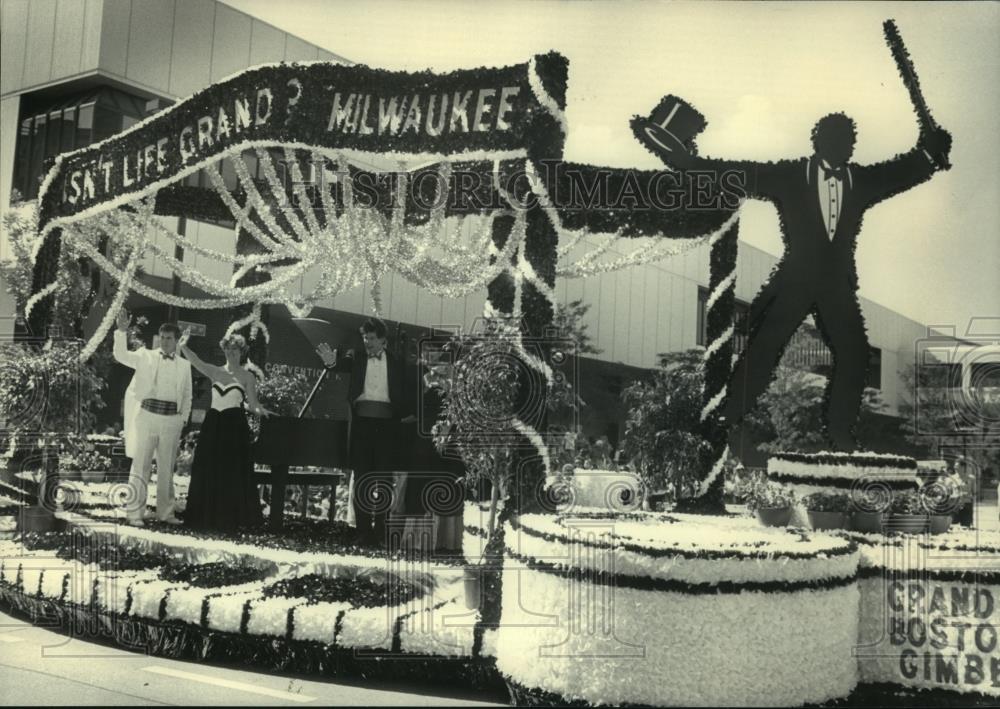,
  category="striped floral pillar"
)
[686,221,740,513]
